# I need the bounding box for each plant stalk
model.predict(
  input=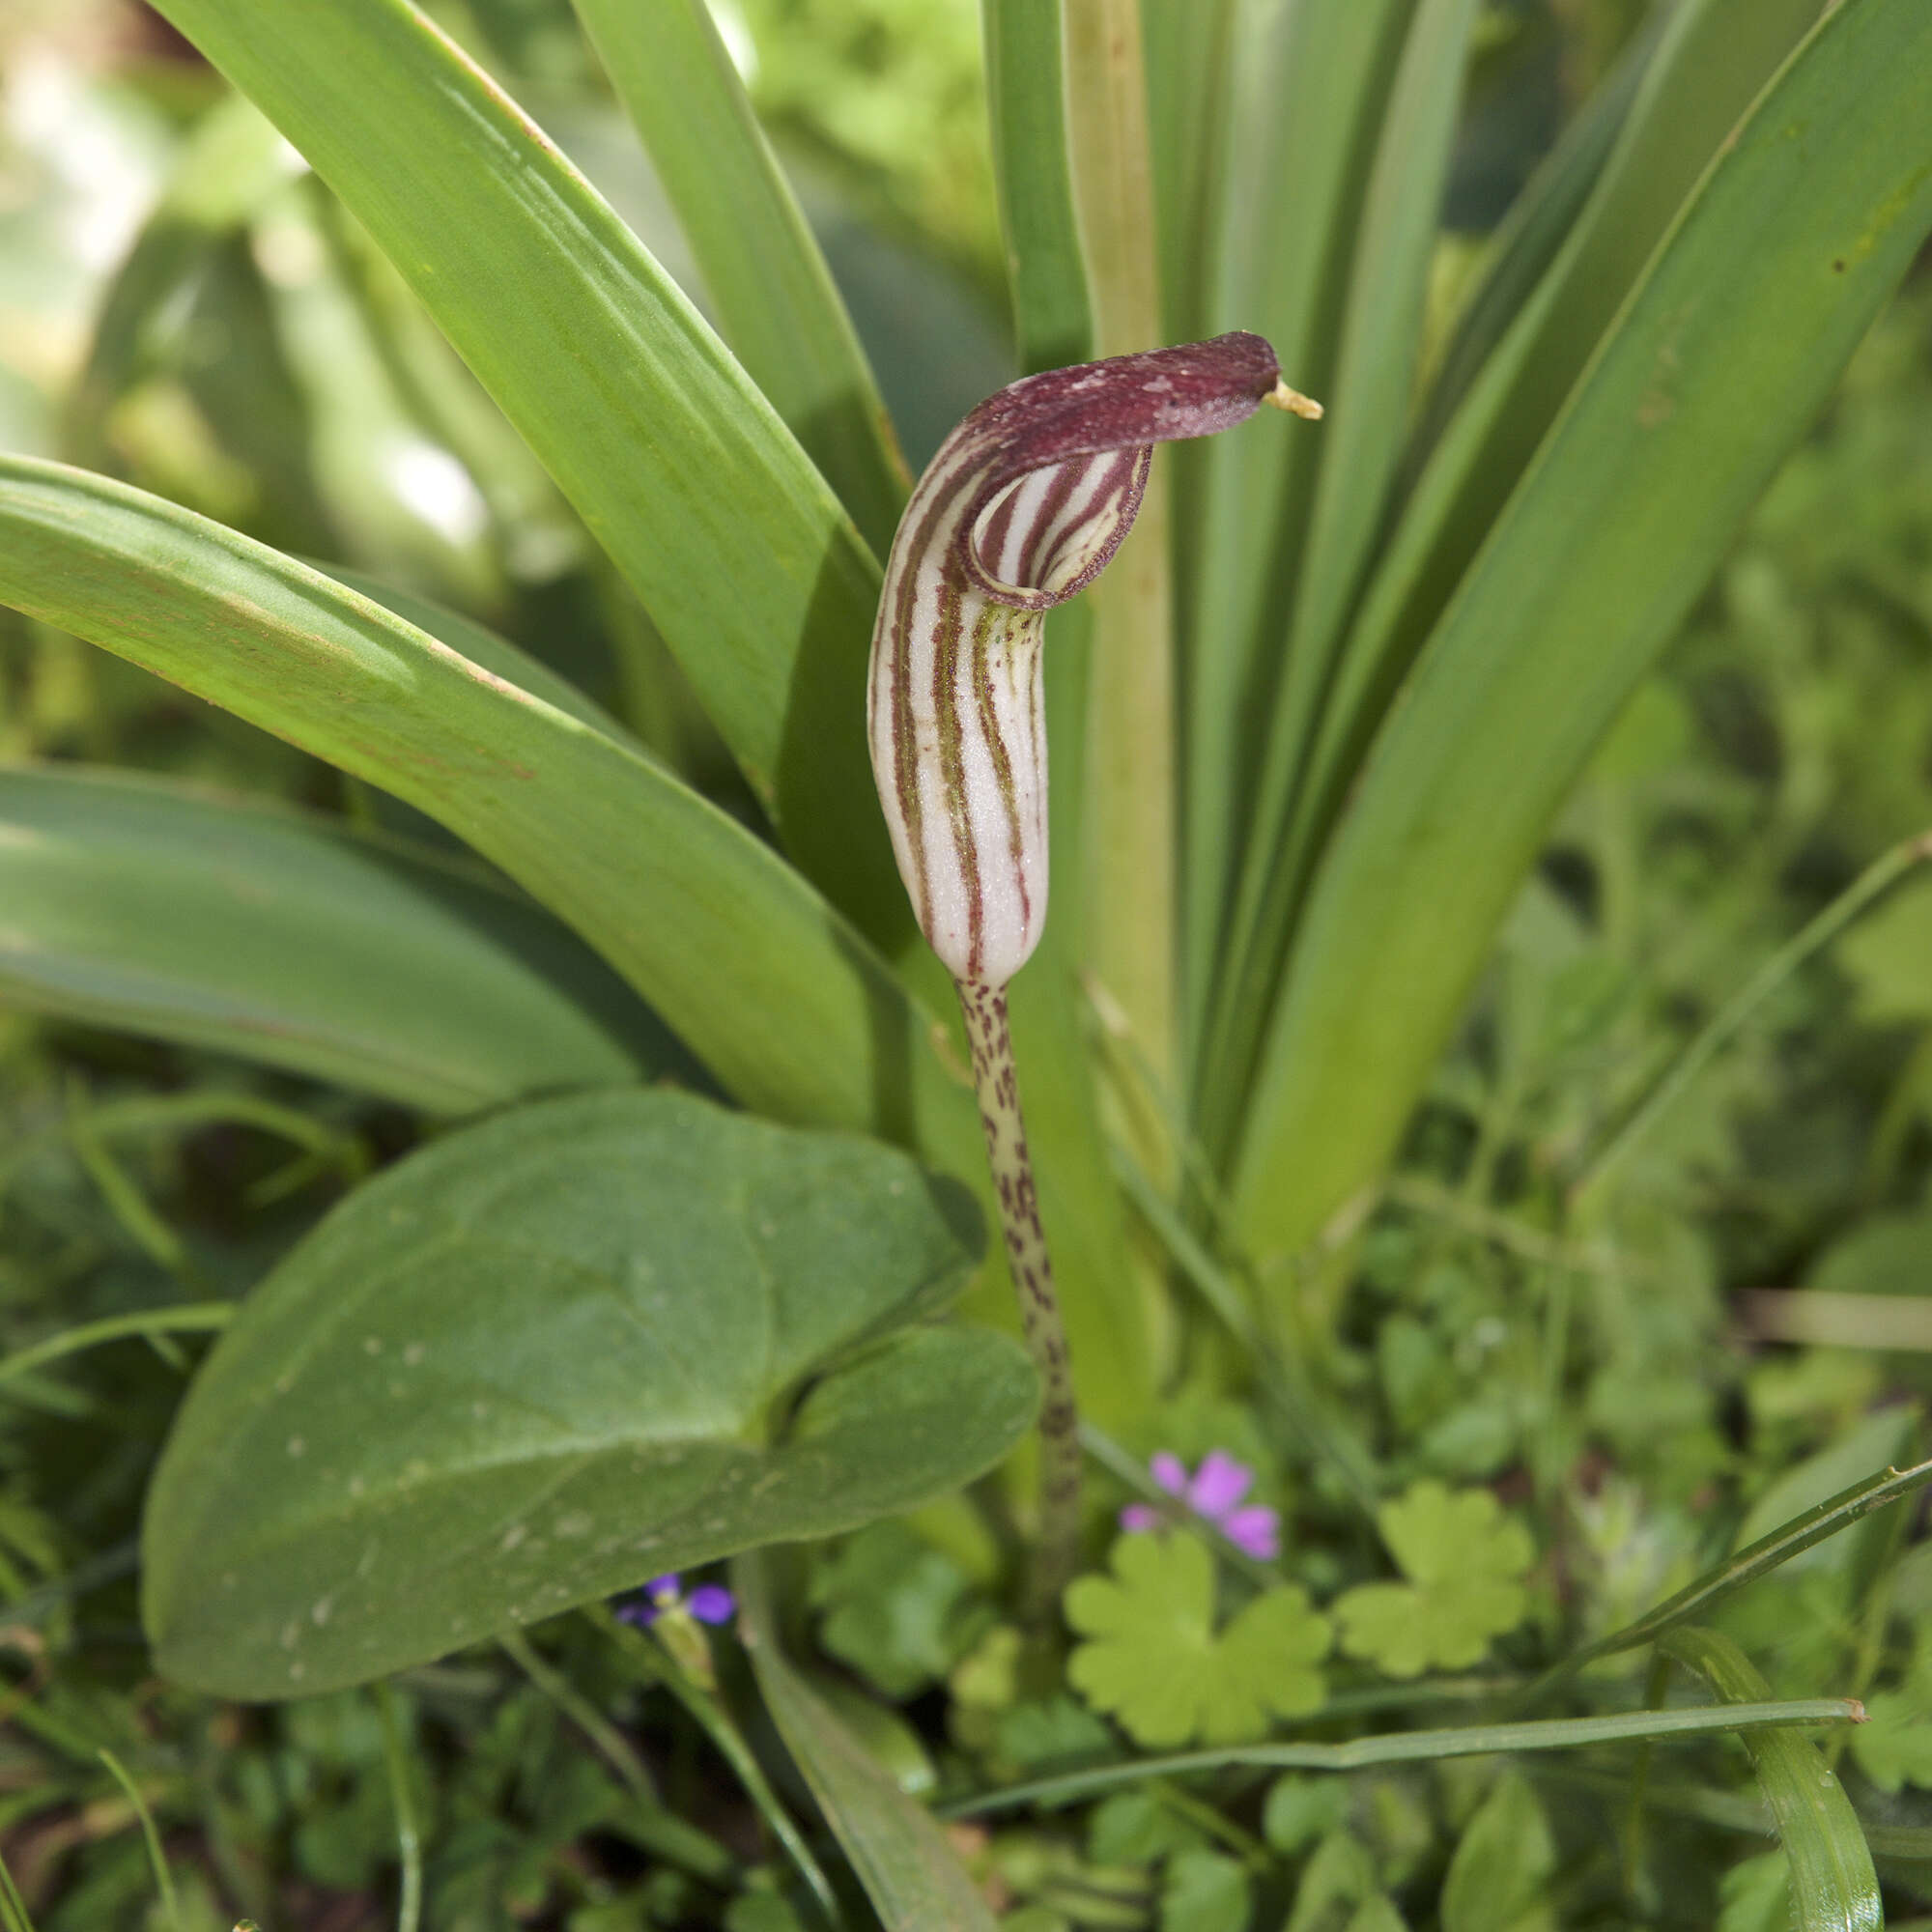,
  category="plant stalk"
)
[958,980,1083,1614]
